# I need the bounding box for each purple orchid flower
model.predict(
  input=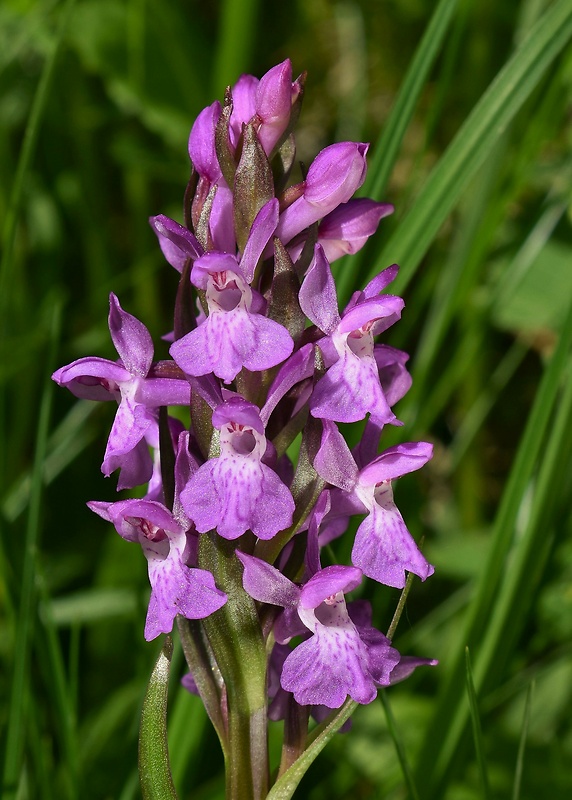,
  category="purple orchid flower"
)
[180,395,295,540]
[299,247,404,423]
[237,552,400,708]
[88,499,227,640]
[274,142,369,246]
[314,421,434,588]
[169,199,294,383]
[52,294,190,489]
